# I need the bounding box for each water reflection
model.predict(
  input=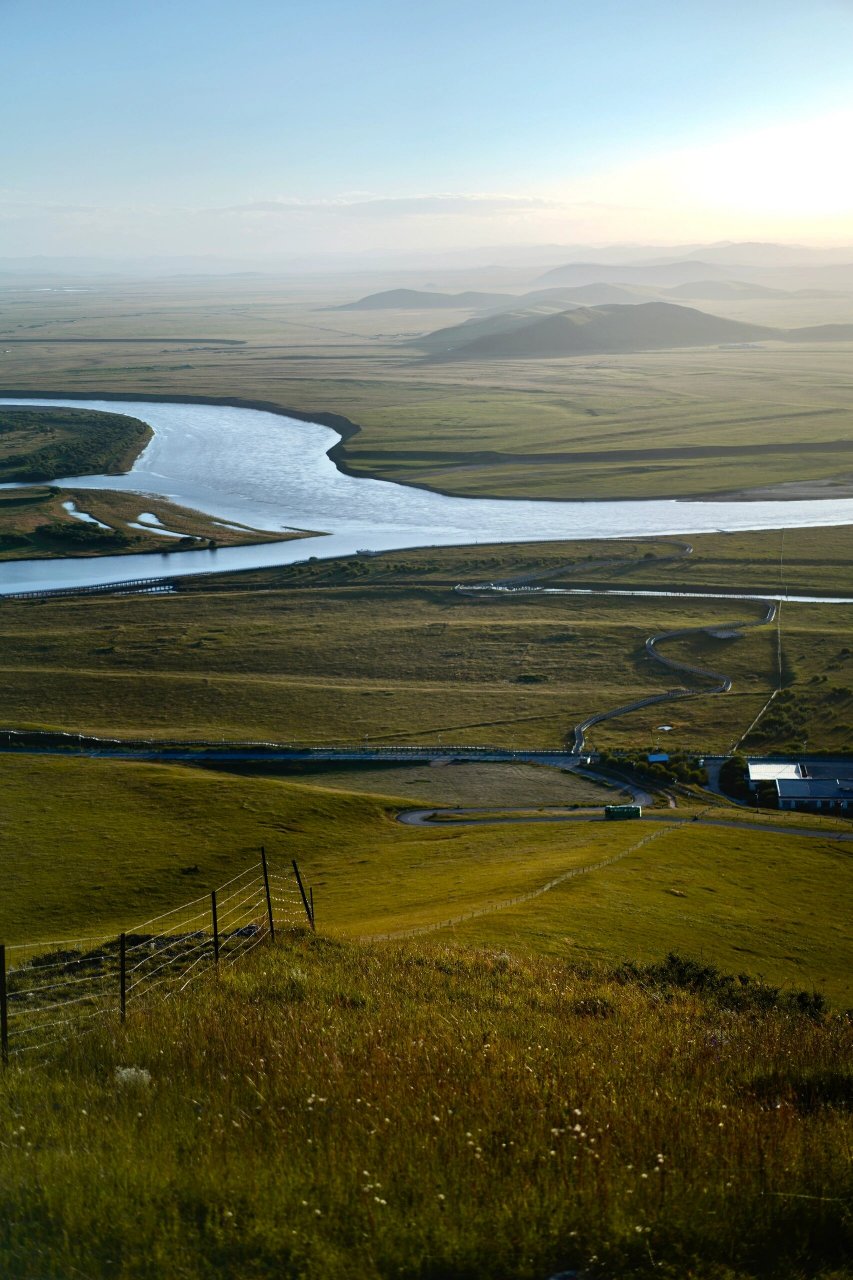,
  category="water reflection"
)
[3,397,853,596]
